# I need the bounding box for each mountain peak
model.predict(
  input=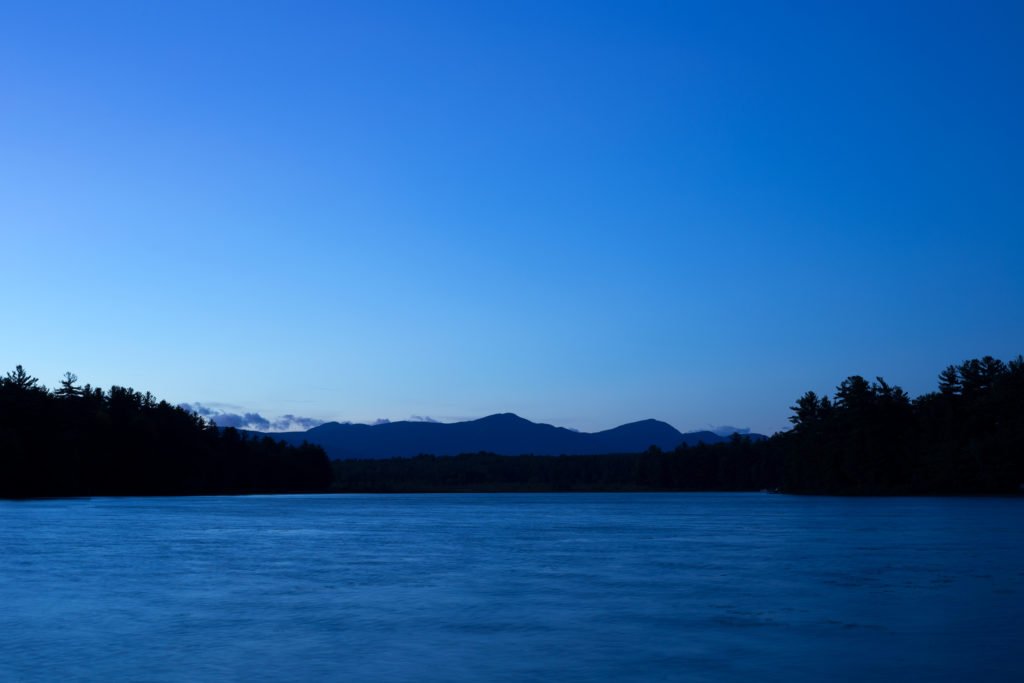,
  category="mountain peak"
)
[474,412,530,424]
[255,413,745,460]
